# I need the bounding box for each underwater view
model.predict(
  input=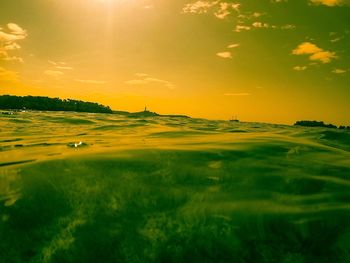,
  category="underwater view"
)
[1,110,350,263]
